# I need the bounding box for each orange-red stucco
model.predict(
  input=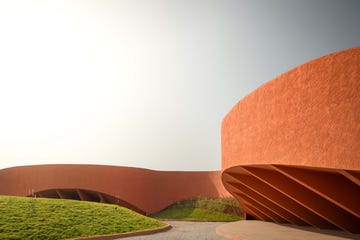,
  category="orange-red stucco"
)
[221,46,360,233]
[0,164,229,214]
[222,46,360,171]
